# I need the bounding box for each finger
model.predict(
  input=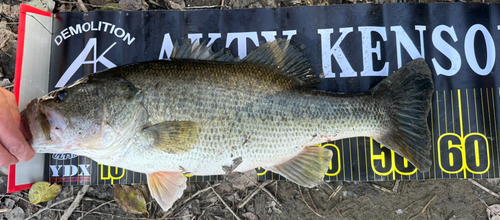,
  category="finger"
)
[0,122,35,162]
[0,93,35,162]
[1,88,21,124]
[0,143,19,166]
